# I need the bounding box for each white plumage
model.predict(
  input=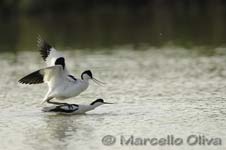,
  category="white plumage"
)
[19,37,104,105]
